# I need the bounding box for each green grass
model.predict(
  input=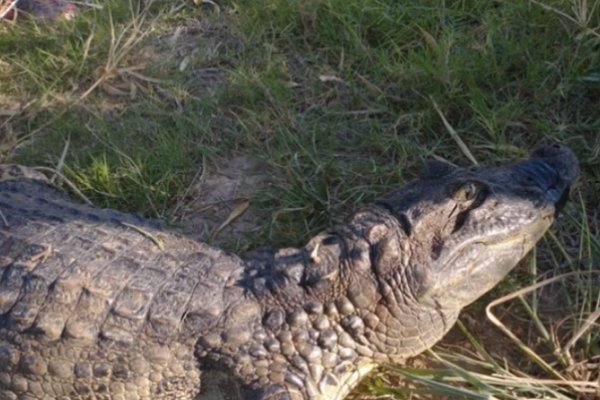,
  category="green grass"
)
[1,0,599,398]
